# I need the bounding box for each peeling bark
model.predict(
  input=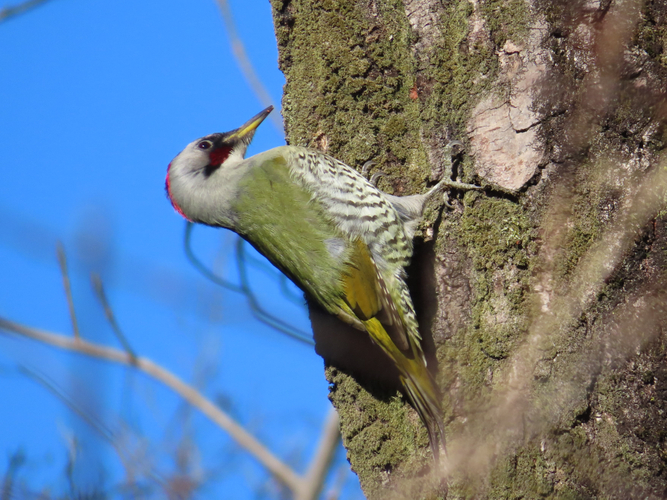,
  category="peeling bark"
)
[468,31,548,191]
[271,0,667,498]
